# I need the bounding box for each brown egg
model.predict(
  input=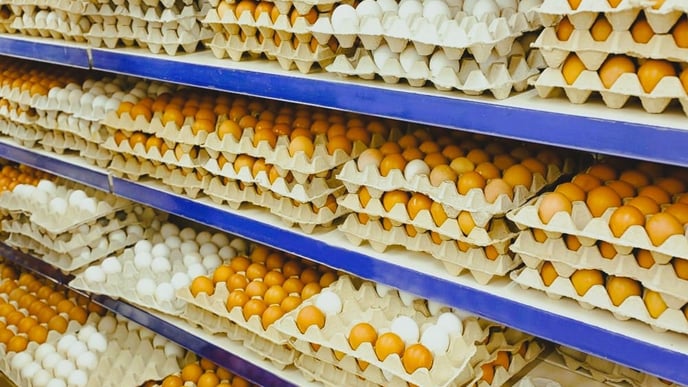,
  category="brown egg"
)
[538,192,573,224]
[586,186,621,217]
